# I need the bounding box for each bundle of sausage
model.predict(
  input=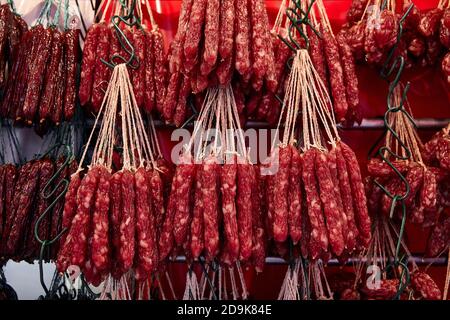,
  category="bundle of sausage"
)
[160,86,267,274]
[0,157,77,264]
[56,65,171,291]
[0,17,80,128]
[366,99,449,230]
[79,1,167,116]
[264,49,370,264]
[0,4,27,92]
[162,0,278,126]
[344,0,450,84]
[259,0,361,126]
